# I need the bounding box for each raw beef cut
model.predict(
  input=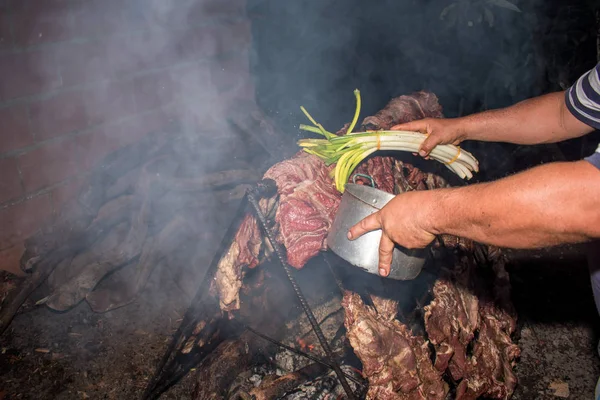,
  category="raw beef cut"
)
[342,292,448,400]
[424,252,520,400]
[424,260,480,380]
